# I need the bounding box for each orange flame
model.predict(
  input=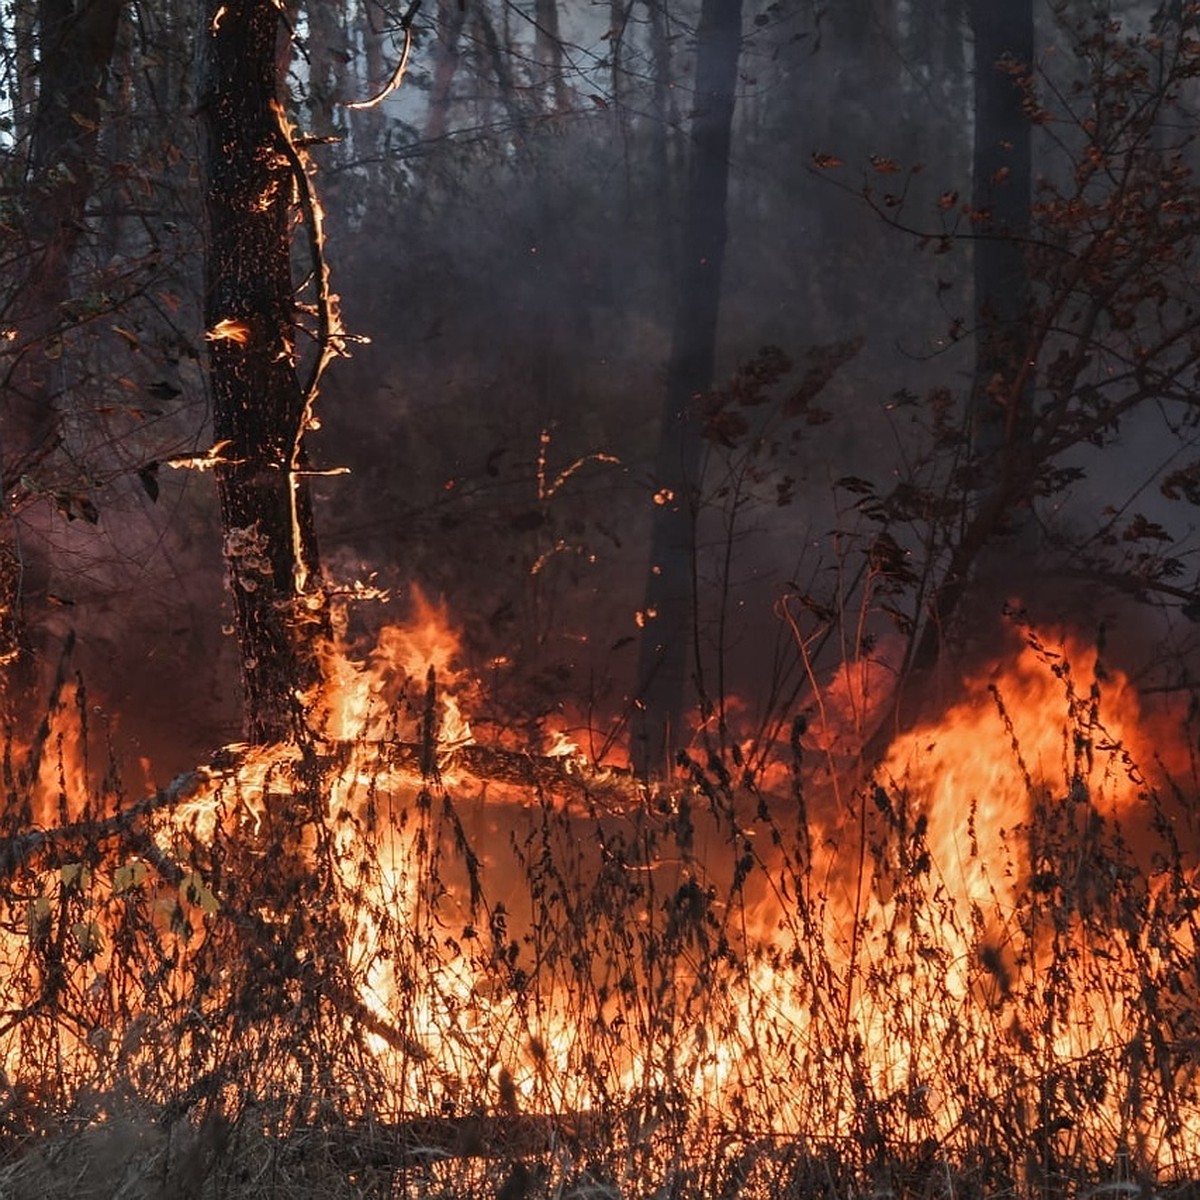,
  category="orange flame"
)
[204,318,251,344]
[3,612,1198,1177]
